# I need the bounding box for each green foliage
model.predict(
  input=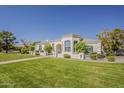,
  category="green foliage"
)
[0,39,3,50]
[85,46,93,54]
[64,54,71,58]
[15,46,30,54]
[29,45,35,51]
[0,48,3,52]
[105,50,115,57]
[35,51,40,55]
[107,56,115,62]
[20,39,32,48]
[75,41,87,53]
[97,54,105,59]
[44,43,52,53]
[21,47,29,54]
[15,46,23,53]
[19,40,35,54]
[90,52,97,60]
[96,28,124,55]
[0,31,16,53]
